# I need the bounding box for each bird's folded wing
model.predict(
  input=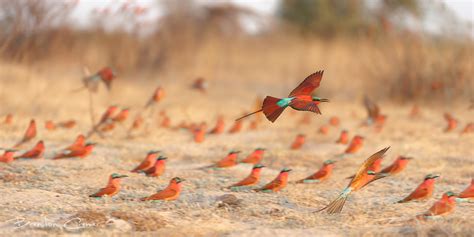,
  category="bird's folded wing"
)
[288,71,324,97]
